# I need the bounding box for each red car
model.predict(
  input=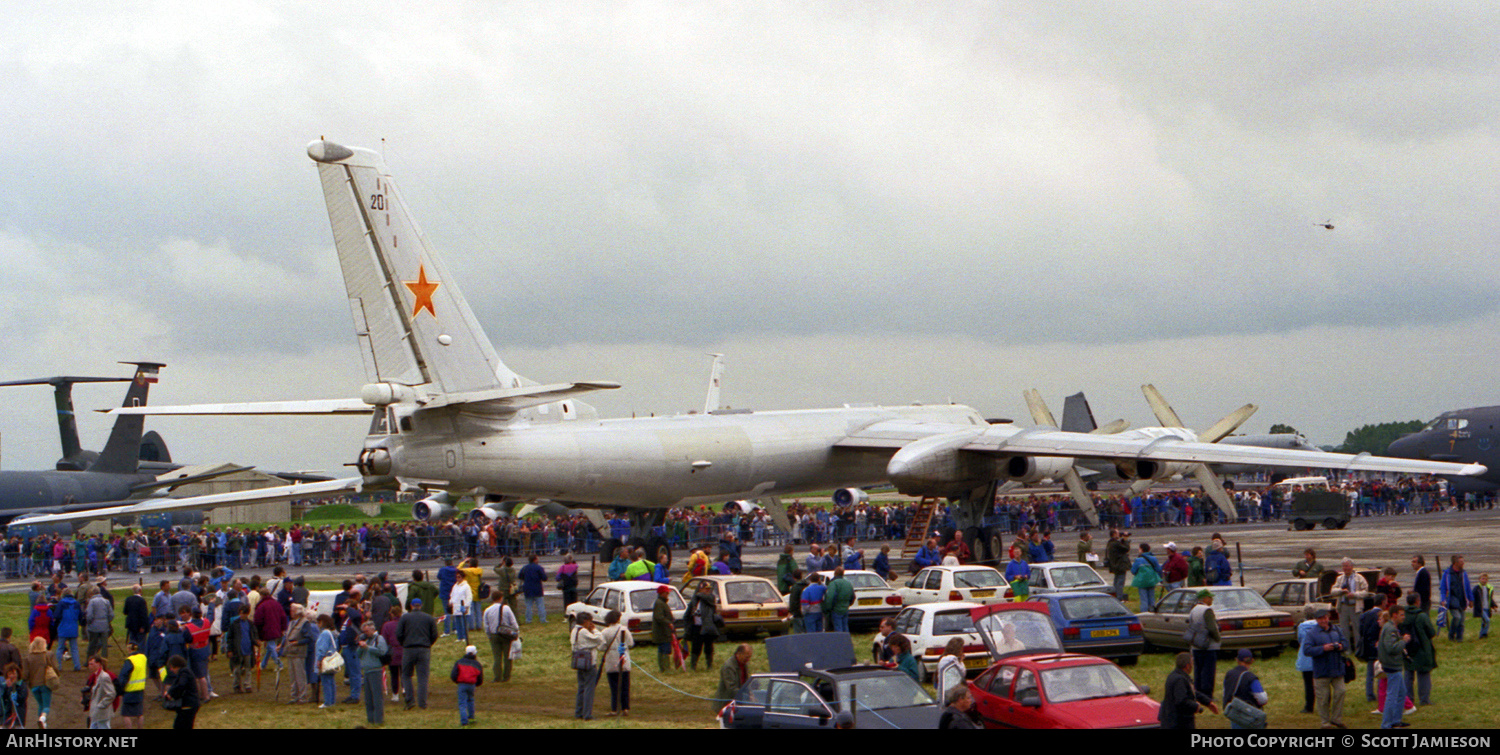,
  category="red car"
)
[966,603,1160,729]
